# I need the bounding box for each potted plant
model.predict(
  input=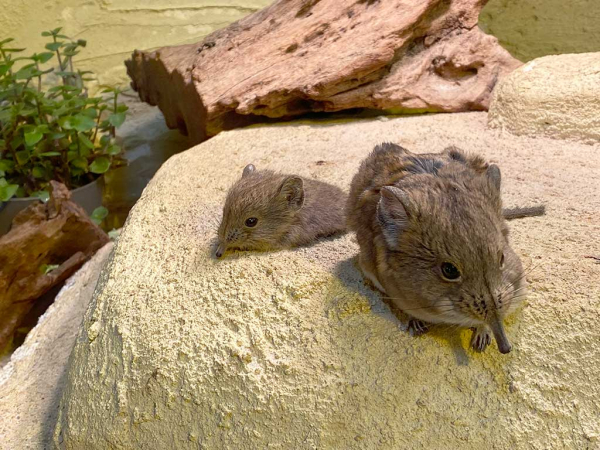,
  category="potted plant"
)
[0,28,128,234]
